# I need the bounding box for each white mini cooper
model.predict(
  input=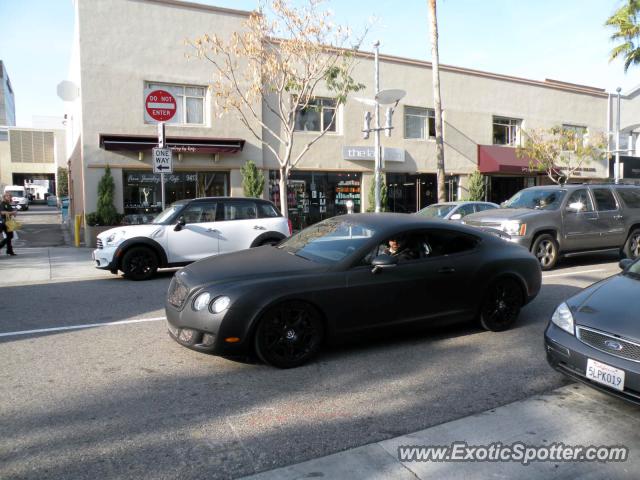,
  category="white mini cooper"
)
[92,197,291,280]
